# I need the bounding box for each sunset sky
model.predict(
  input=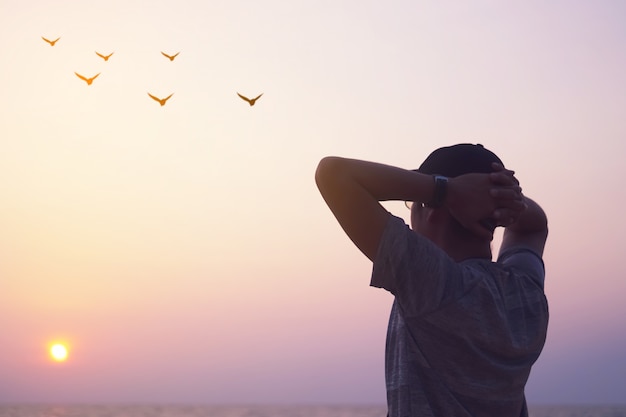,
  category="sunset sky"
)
[1,0,625,406]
